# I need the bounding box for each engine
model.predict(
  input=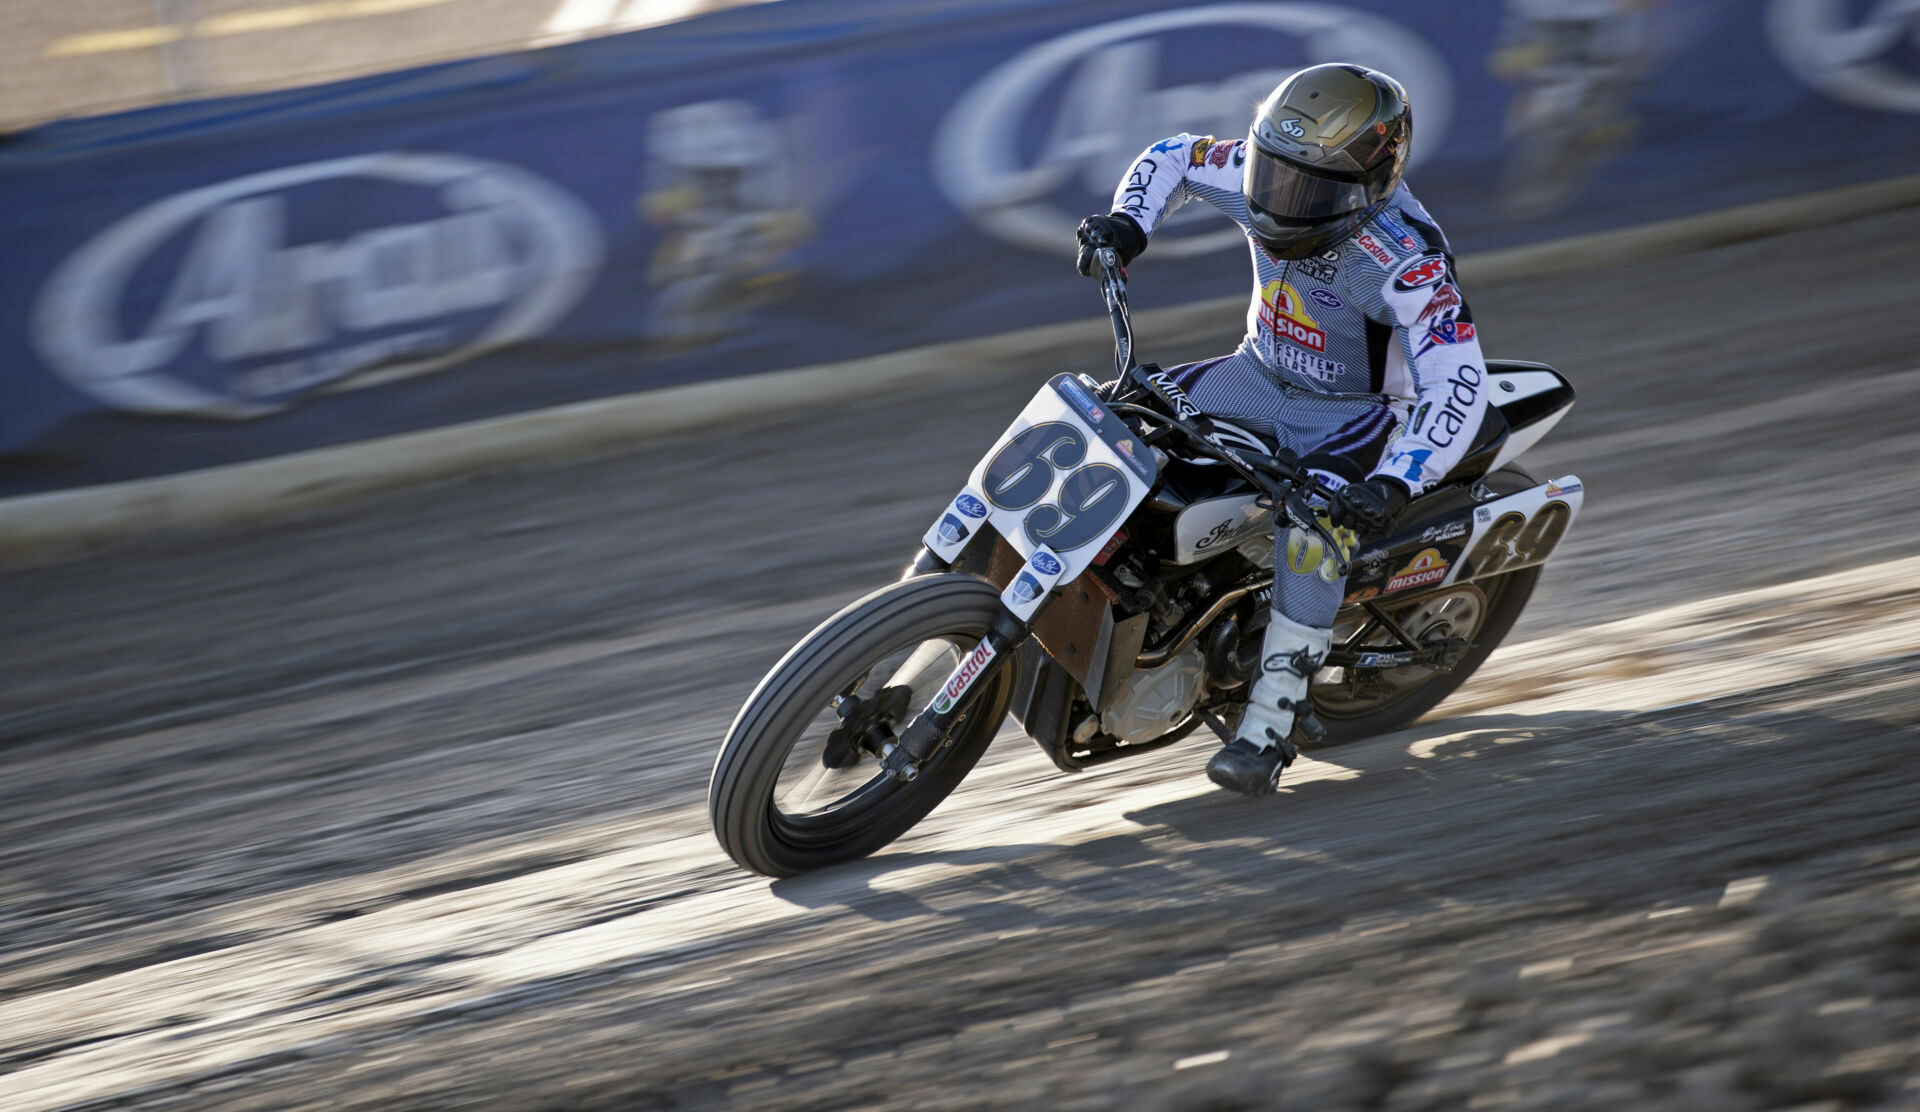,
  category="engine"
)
[1099,644,1208,742]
